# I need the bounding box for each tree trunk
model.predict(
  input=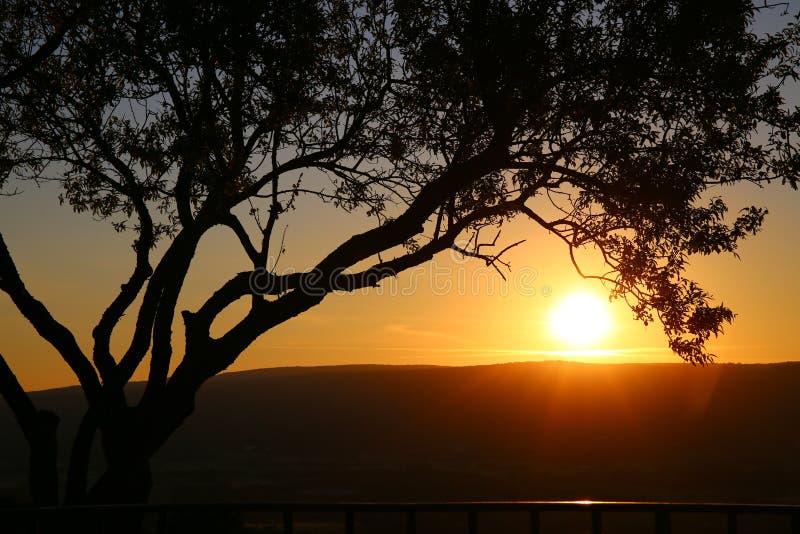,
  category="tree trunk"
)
[72,409,155,534]
[29,410,59,506]
[78,459,153,534]
[86,457,152,505]
[64,410,97,504]
[0,353,60,507]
